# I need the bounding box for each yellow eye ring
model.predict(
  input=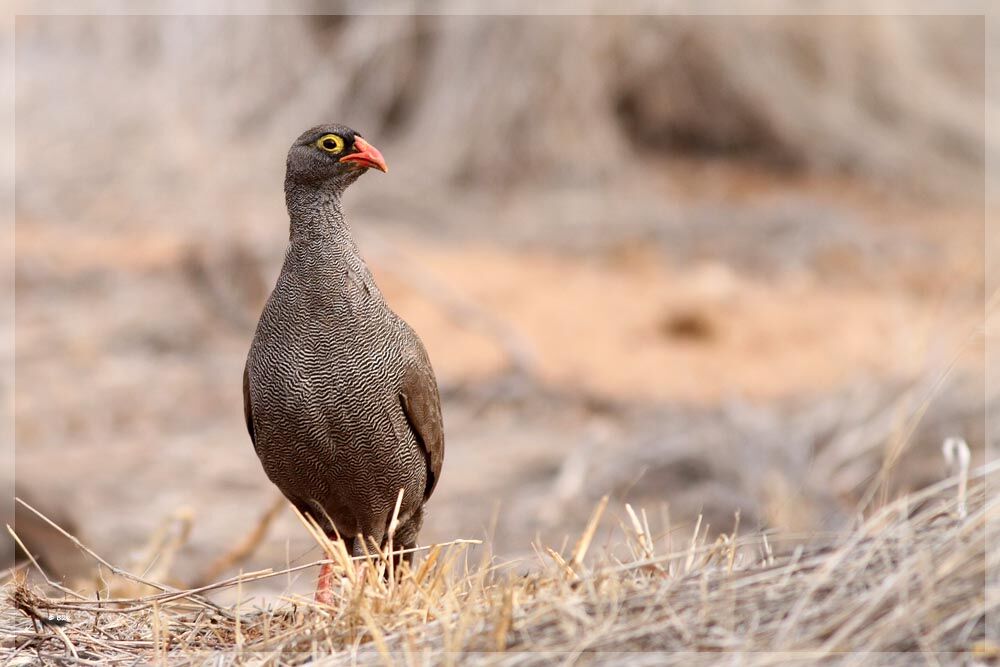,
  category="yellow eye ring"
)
[316,134,345,154]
